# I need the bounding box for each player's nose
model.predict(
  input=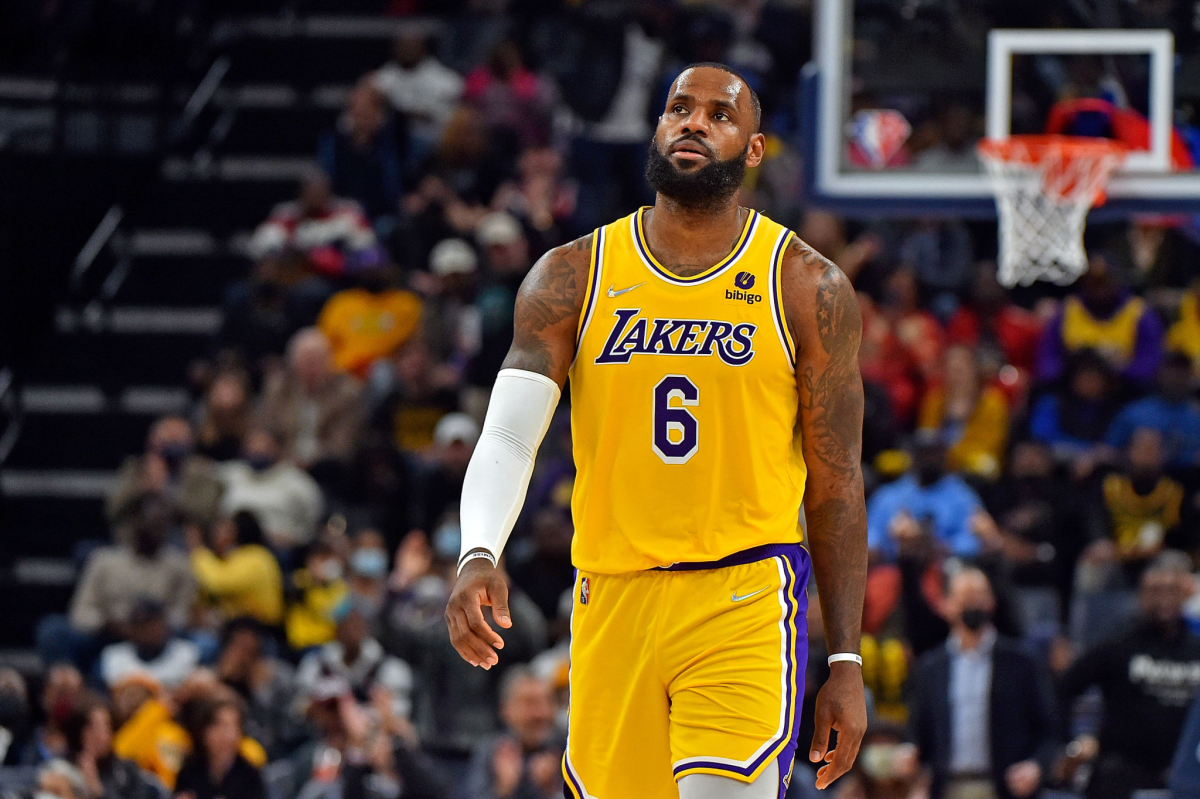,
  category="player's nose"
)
[678,109,711,136]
